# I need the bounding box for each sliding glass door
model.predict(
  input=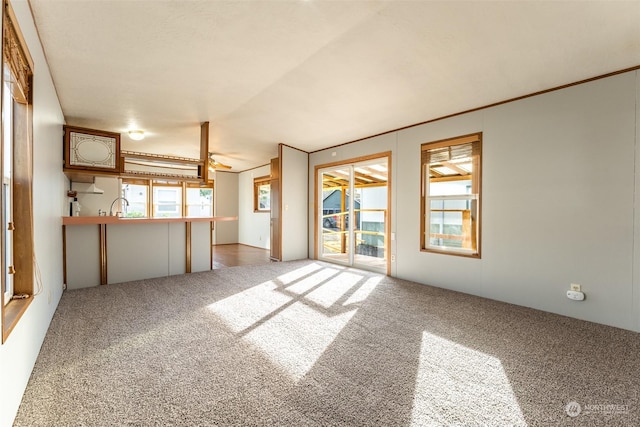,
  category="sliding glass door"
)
[320,166,352,265]
[318,157,388,274]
